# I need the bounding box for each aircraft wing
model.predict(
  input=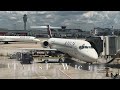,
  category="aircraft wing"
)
[17,48,64,54]
[18,48,57,51]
